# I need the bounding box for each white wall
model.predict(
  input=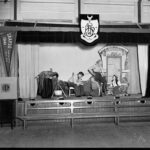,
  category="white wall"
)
[1,0,150,24]
[38,44,140,94]
[141,0,150,23]
[0,0,14,20]
[81,0,138,23]
[39,44,105,81]
[17,0,78,24]
[17,0,139,24]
